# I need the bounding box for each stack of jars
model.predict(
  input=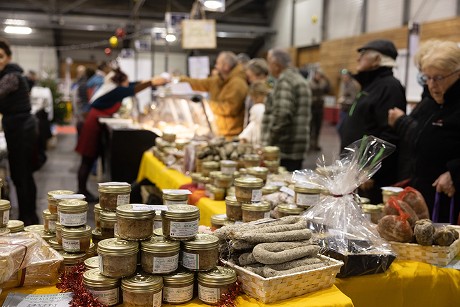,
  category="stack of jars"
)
[262,146,281,174]
[232,176,271,223]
